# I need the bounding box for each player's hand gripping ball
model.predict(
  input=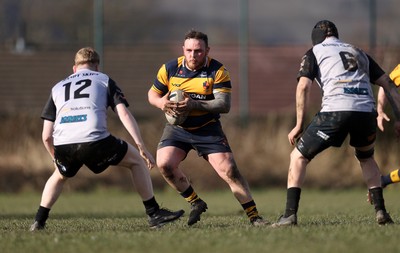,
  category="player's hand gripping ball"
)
[165,89,188,125]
